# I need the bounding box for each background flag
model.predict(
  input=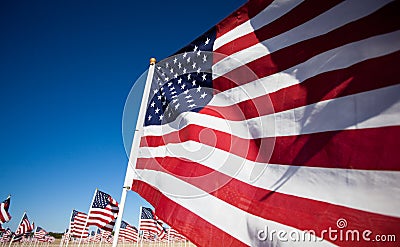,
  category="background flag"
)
[70,210,89,238]
[139,207,164,240]
[34,226,47,241]
[127,0,400,246]
[13,213,33,242]
[0,196,11,223]
[87,190,119,232]
[119,221,138,242]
